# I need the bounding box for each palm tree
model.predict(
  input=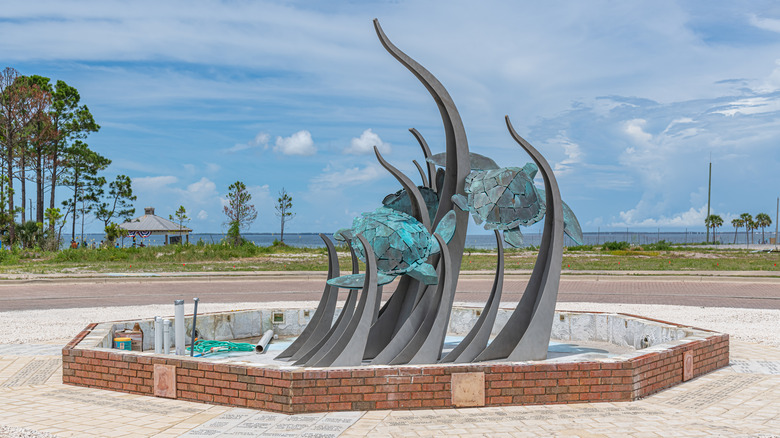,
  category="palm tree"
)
[705,214,723,243]
[731,218,743,244]
[740,213,753,246]
[755,213,772,244]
